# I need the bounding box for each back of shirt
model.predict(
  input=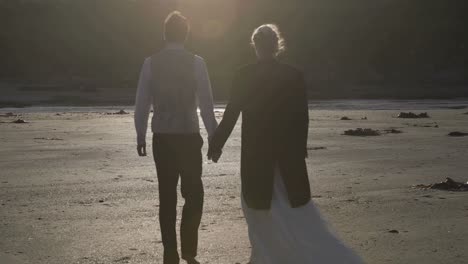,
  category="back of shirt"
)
[150,49,199,134]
